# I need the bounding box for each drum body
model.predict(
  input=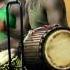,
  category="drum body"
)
[24,25,70,70]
